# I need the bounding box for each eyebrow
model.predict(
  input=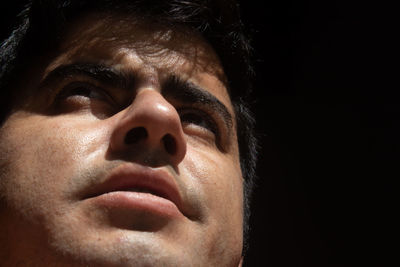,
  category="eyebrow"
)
[163,76,233,131]
[42,63,233,130]
[42,63,134,89]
